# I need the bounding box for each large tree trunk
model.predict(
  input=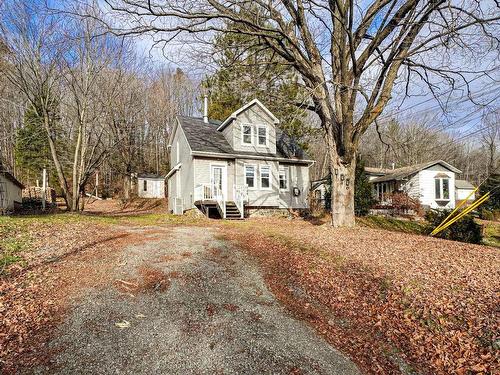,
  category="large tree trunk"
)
[329,152,356,228]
